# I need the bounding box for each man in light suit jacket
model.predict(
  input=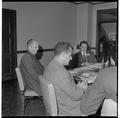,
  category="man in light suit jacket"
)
[80,66,117,116]
[77,41,97,67]
[44,41,88,116]
[20,39,44,96]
